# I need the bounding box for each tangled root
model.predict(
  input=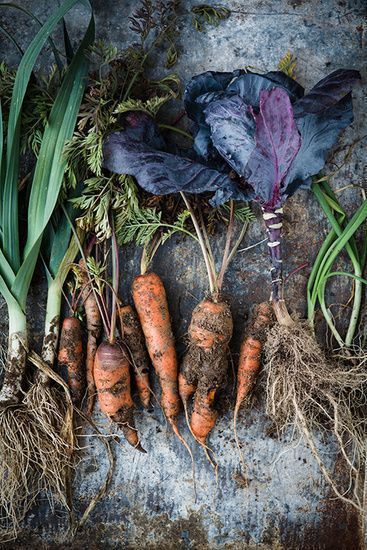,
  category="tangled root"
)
[263,321,367,511]
[0,352,75,542]
[24,382,74,504]
[0,405,44,542]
